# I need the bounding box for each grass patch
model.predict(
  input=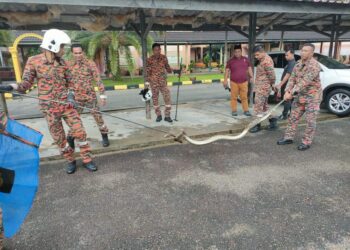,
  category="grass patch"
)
[102,73,223,87]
